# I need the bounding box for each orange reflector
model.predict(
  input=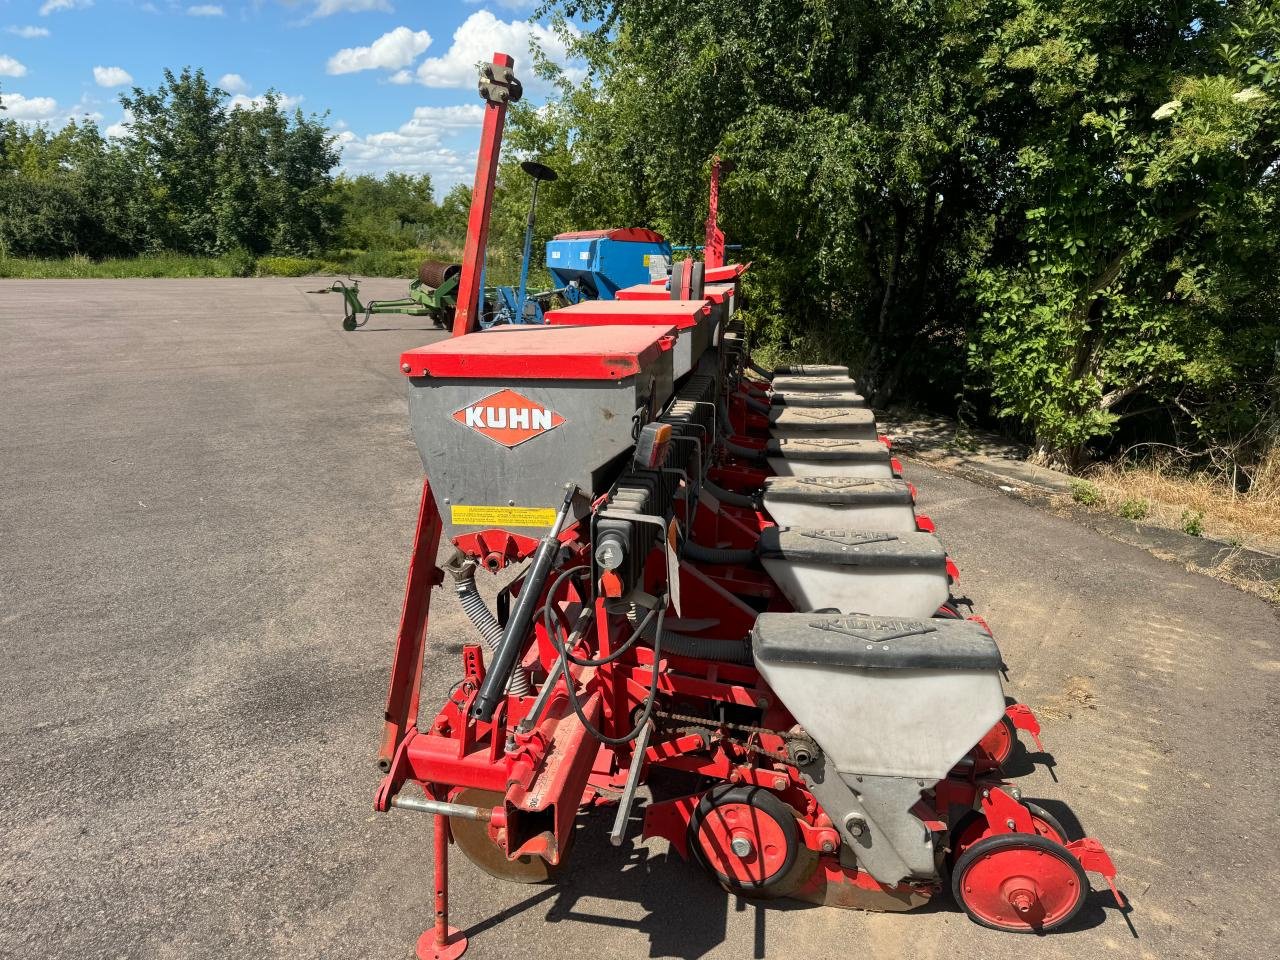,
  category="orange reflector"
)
[601,570,623,598]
